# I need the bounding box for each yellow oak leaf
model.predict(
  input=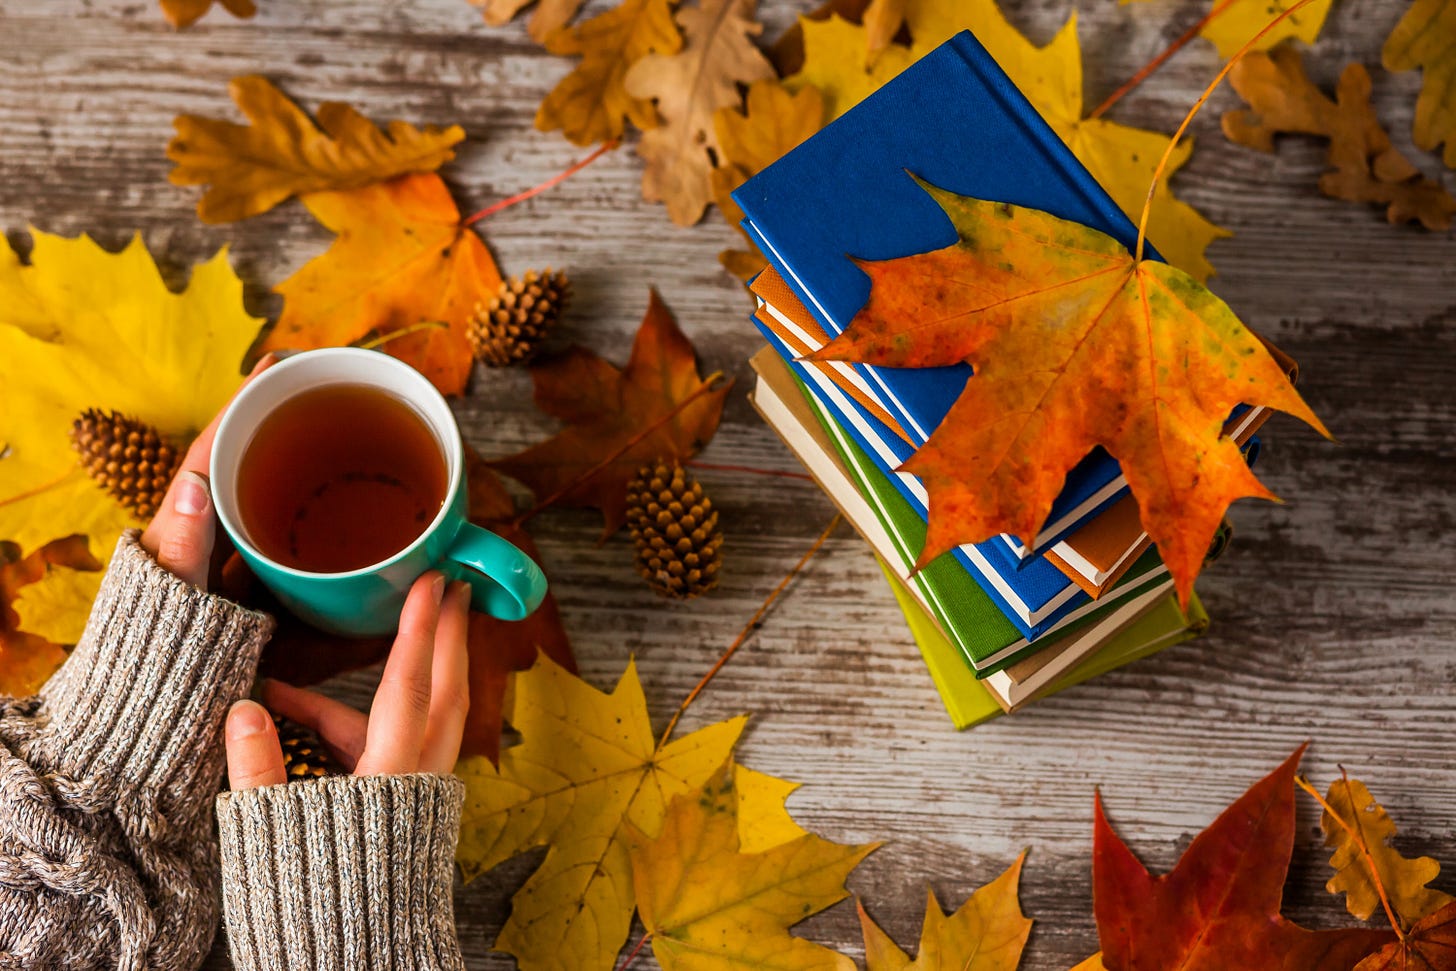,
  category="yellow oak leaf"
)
[13,566,101,647]
[712,78,825,278]
[863,0,908,64]
[626,759,876,970]
[263,173,500,395]
[476,0,584,44]
[0,231,263,565]
[857,854,1032,970]
[455,655,764,971]
[785,0,1228,282]
[536,0,682,147]
[812,179,1327,604]
[168,76,464,223]
[1198,0,1334,60]
[624,0,776,226]
[1319,776,1456,929]
[159,0,254,28]
[1383,0,1456,168]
